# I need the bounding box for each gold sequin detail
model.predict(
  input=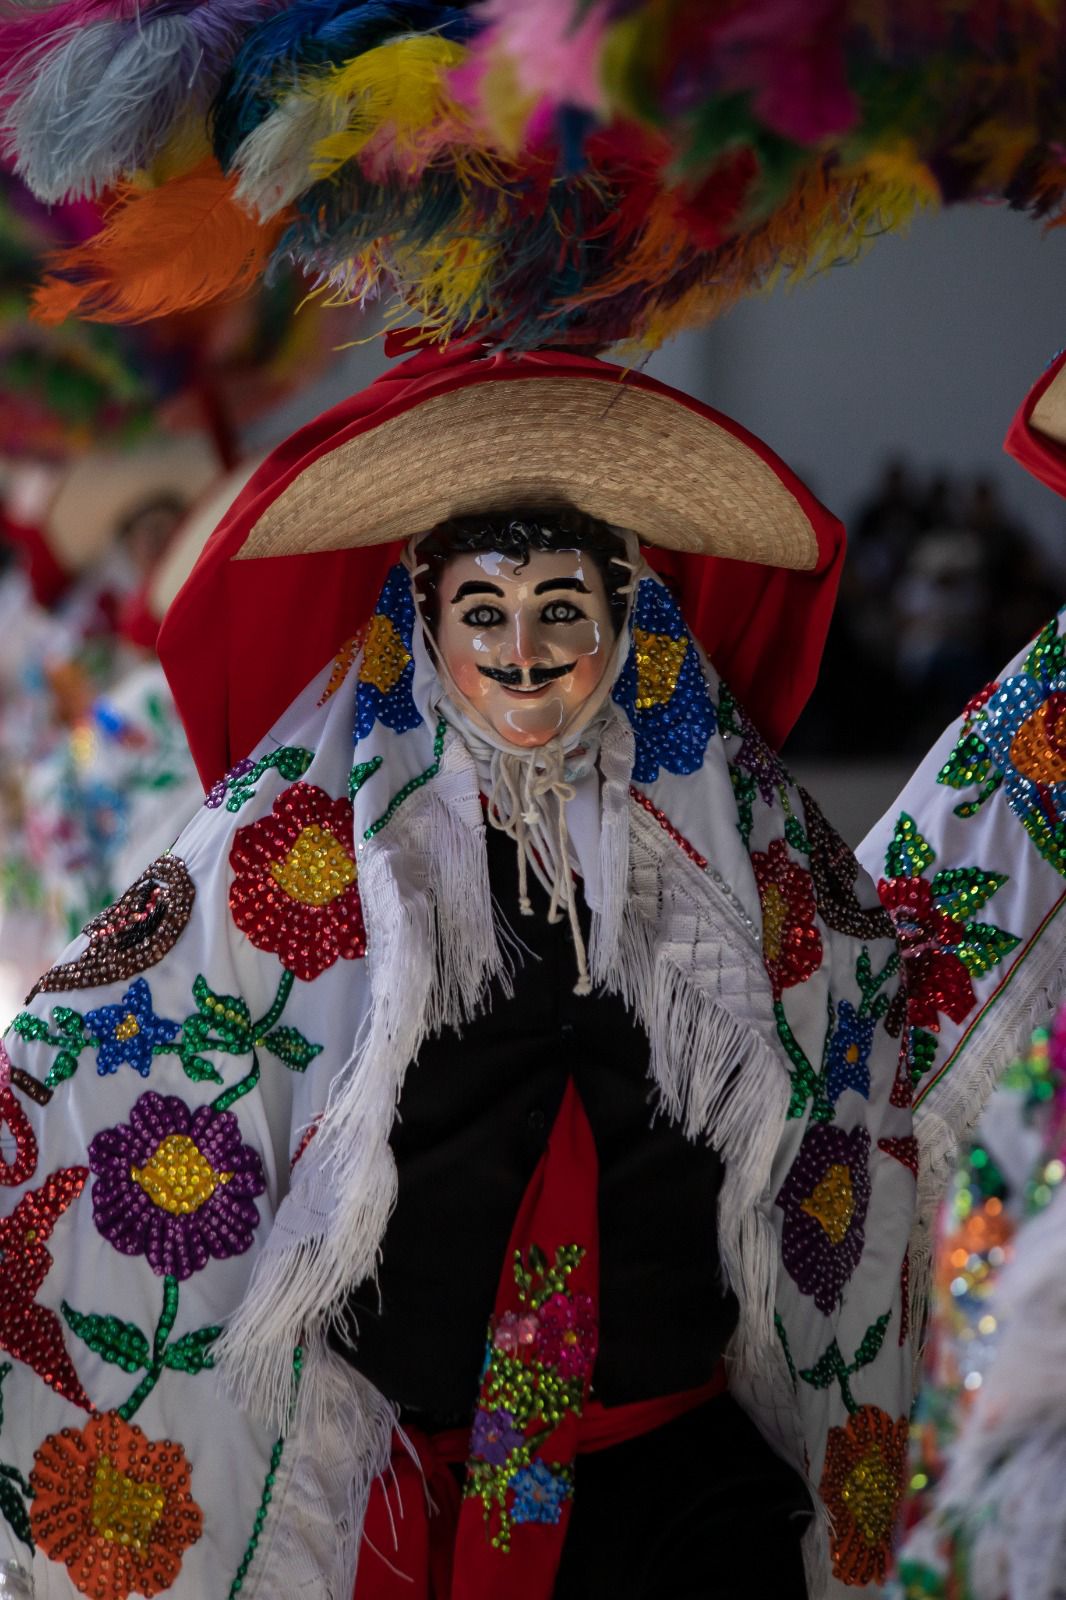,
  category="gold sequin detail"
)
[268,823,356,907]
[761,882,788,963]
[90,1454,166,1554]
[359,614,412,695]
[131,1134,232,1216]
[1009,700,1066,785]
[800,1163,855,1245]
[114,1013,141,1042]
[840,1447,898,1547]
[633,629,688,709]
